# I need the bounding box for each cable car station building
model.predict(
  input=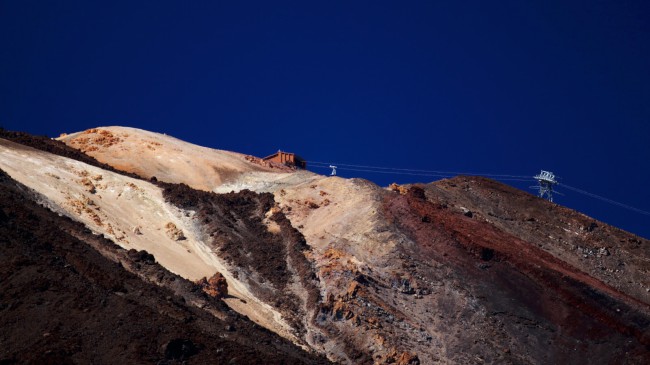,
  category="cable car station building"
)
[262,150,307,169]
